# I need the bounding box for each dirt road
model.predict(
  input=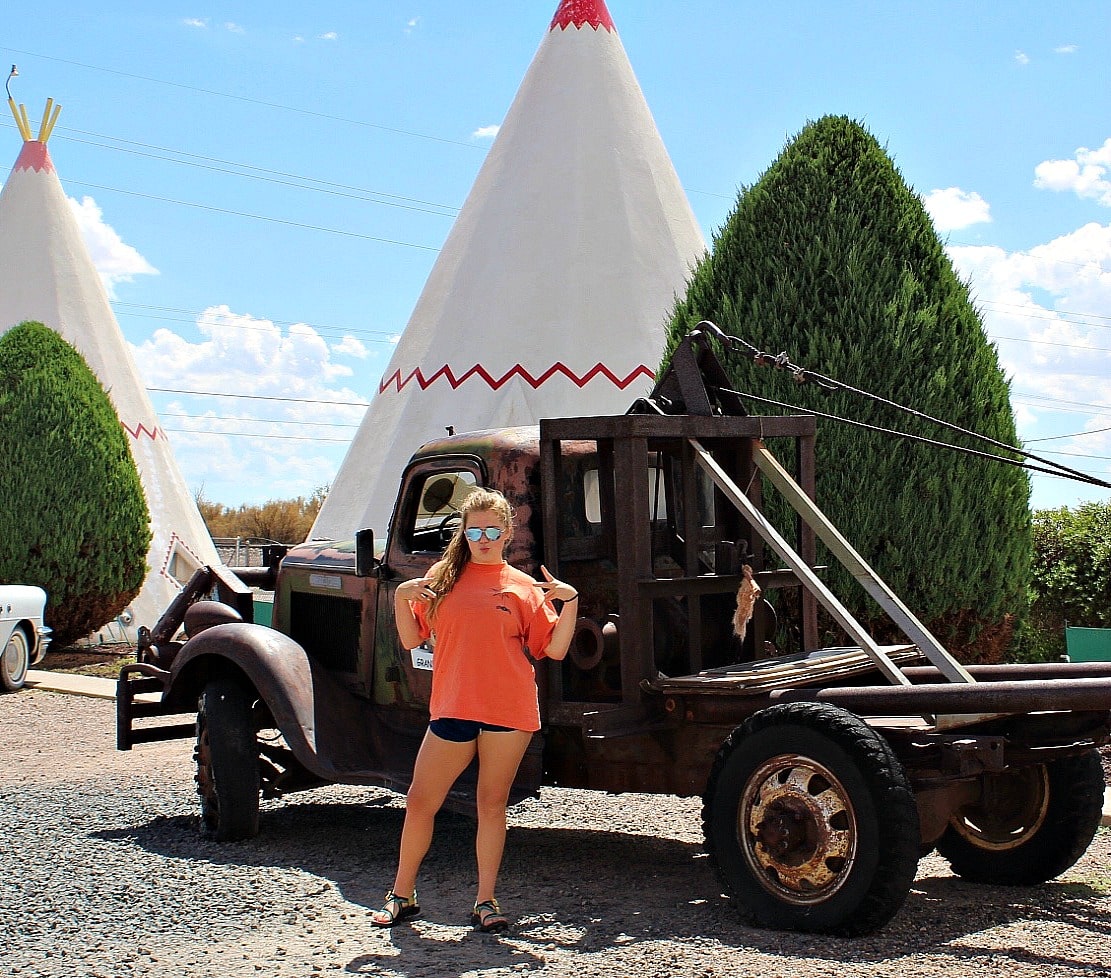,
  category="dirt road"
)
[3,688,1110,978]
